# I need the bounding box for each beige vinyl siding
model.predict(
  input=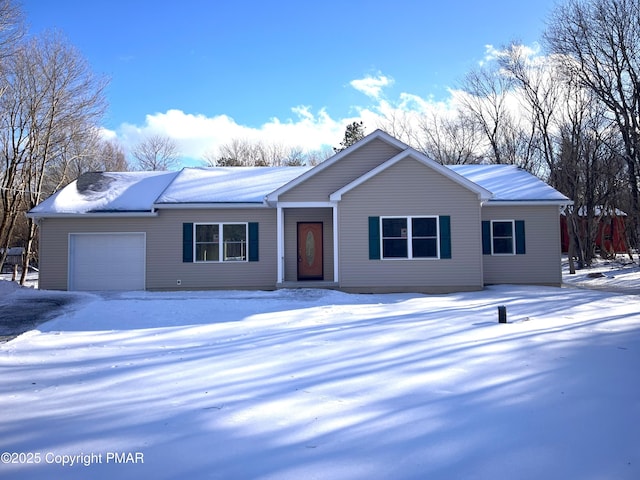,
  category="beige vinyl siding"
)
[338,157,484,293]
[38,217,157,291]
[37,218,64,289]
[282,208,334,282]
[150,209,277,290]
[482,205,562,286]
[37,208,278,291]
[280,138,403,202]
